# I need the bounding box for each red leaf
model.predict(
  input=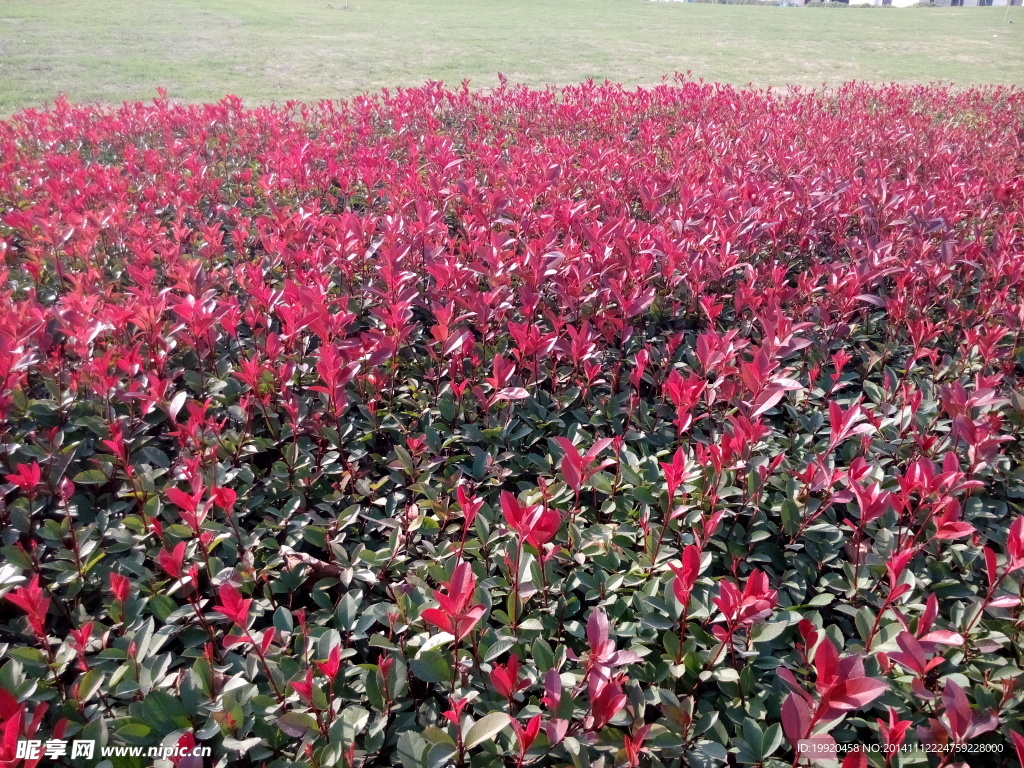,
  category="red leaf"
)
[983,547,998,587]
[919,630,964,647]
[934,522,975,540]
[814,637,839,690]
[823,677,888,712]
[495,387,529,401]
[1009,731,1024,768]
[781,692,811,744]
[213,584,252,628]
[941,679,971,742]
